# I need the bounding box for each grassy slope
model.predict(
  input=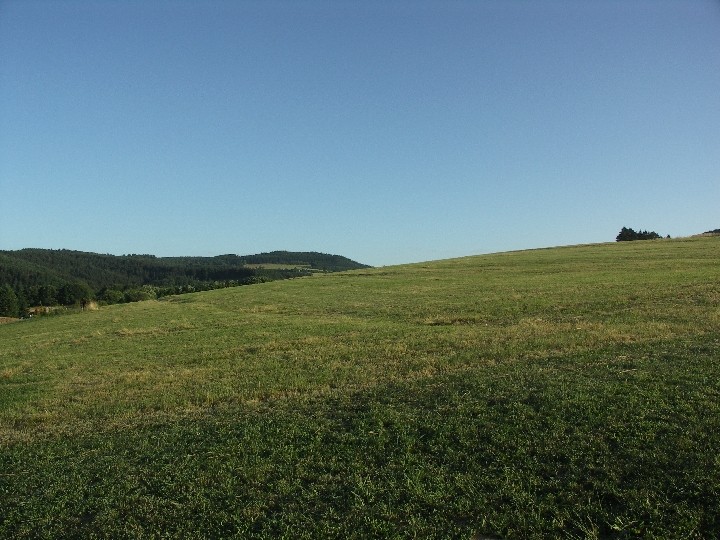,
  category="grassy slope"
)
[1,238,719,538]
